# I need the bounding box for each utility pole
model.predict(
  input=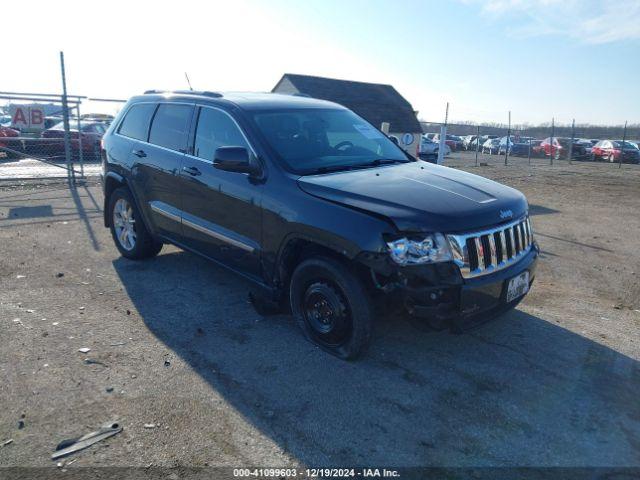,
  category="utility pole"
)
[60,51,74,183]
[437,102,448,165]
